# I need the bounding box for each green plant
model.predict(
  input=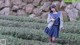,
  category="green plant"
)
[0,26,80,44]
